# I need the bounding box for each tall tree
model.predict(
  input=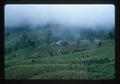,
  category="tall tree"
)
[45,28,53,46]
